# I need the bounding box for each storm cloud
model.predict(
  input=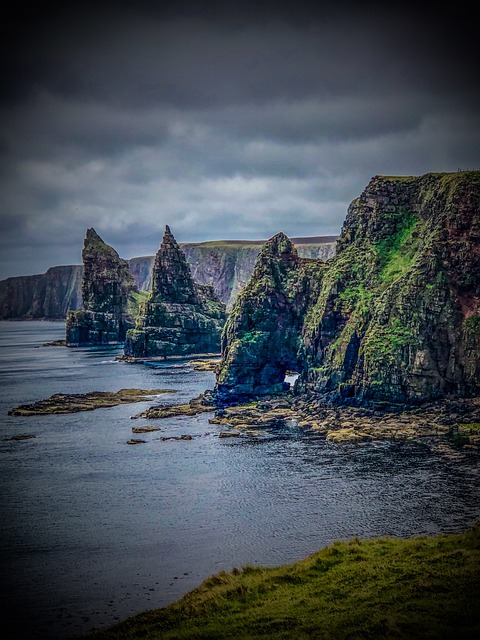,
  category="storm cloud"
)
[1,1,478,278]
